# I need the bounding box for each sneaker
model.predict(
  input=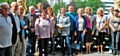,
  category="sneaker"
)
[109,49,112,54]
